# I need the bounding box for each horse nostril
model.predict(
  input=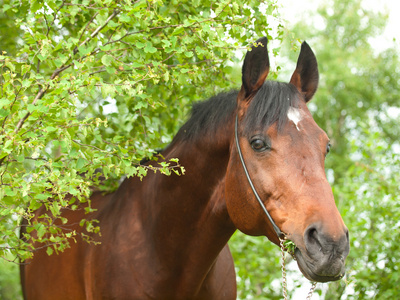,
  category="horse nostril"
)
[304,223,350,258]
[307,227,315,242]
[304,225,322,252]
[301,223,349,278]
